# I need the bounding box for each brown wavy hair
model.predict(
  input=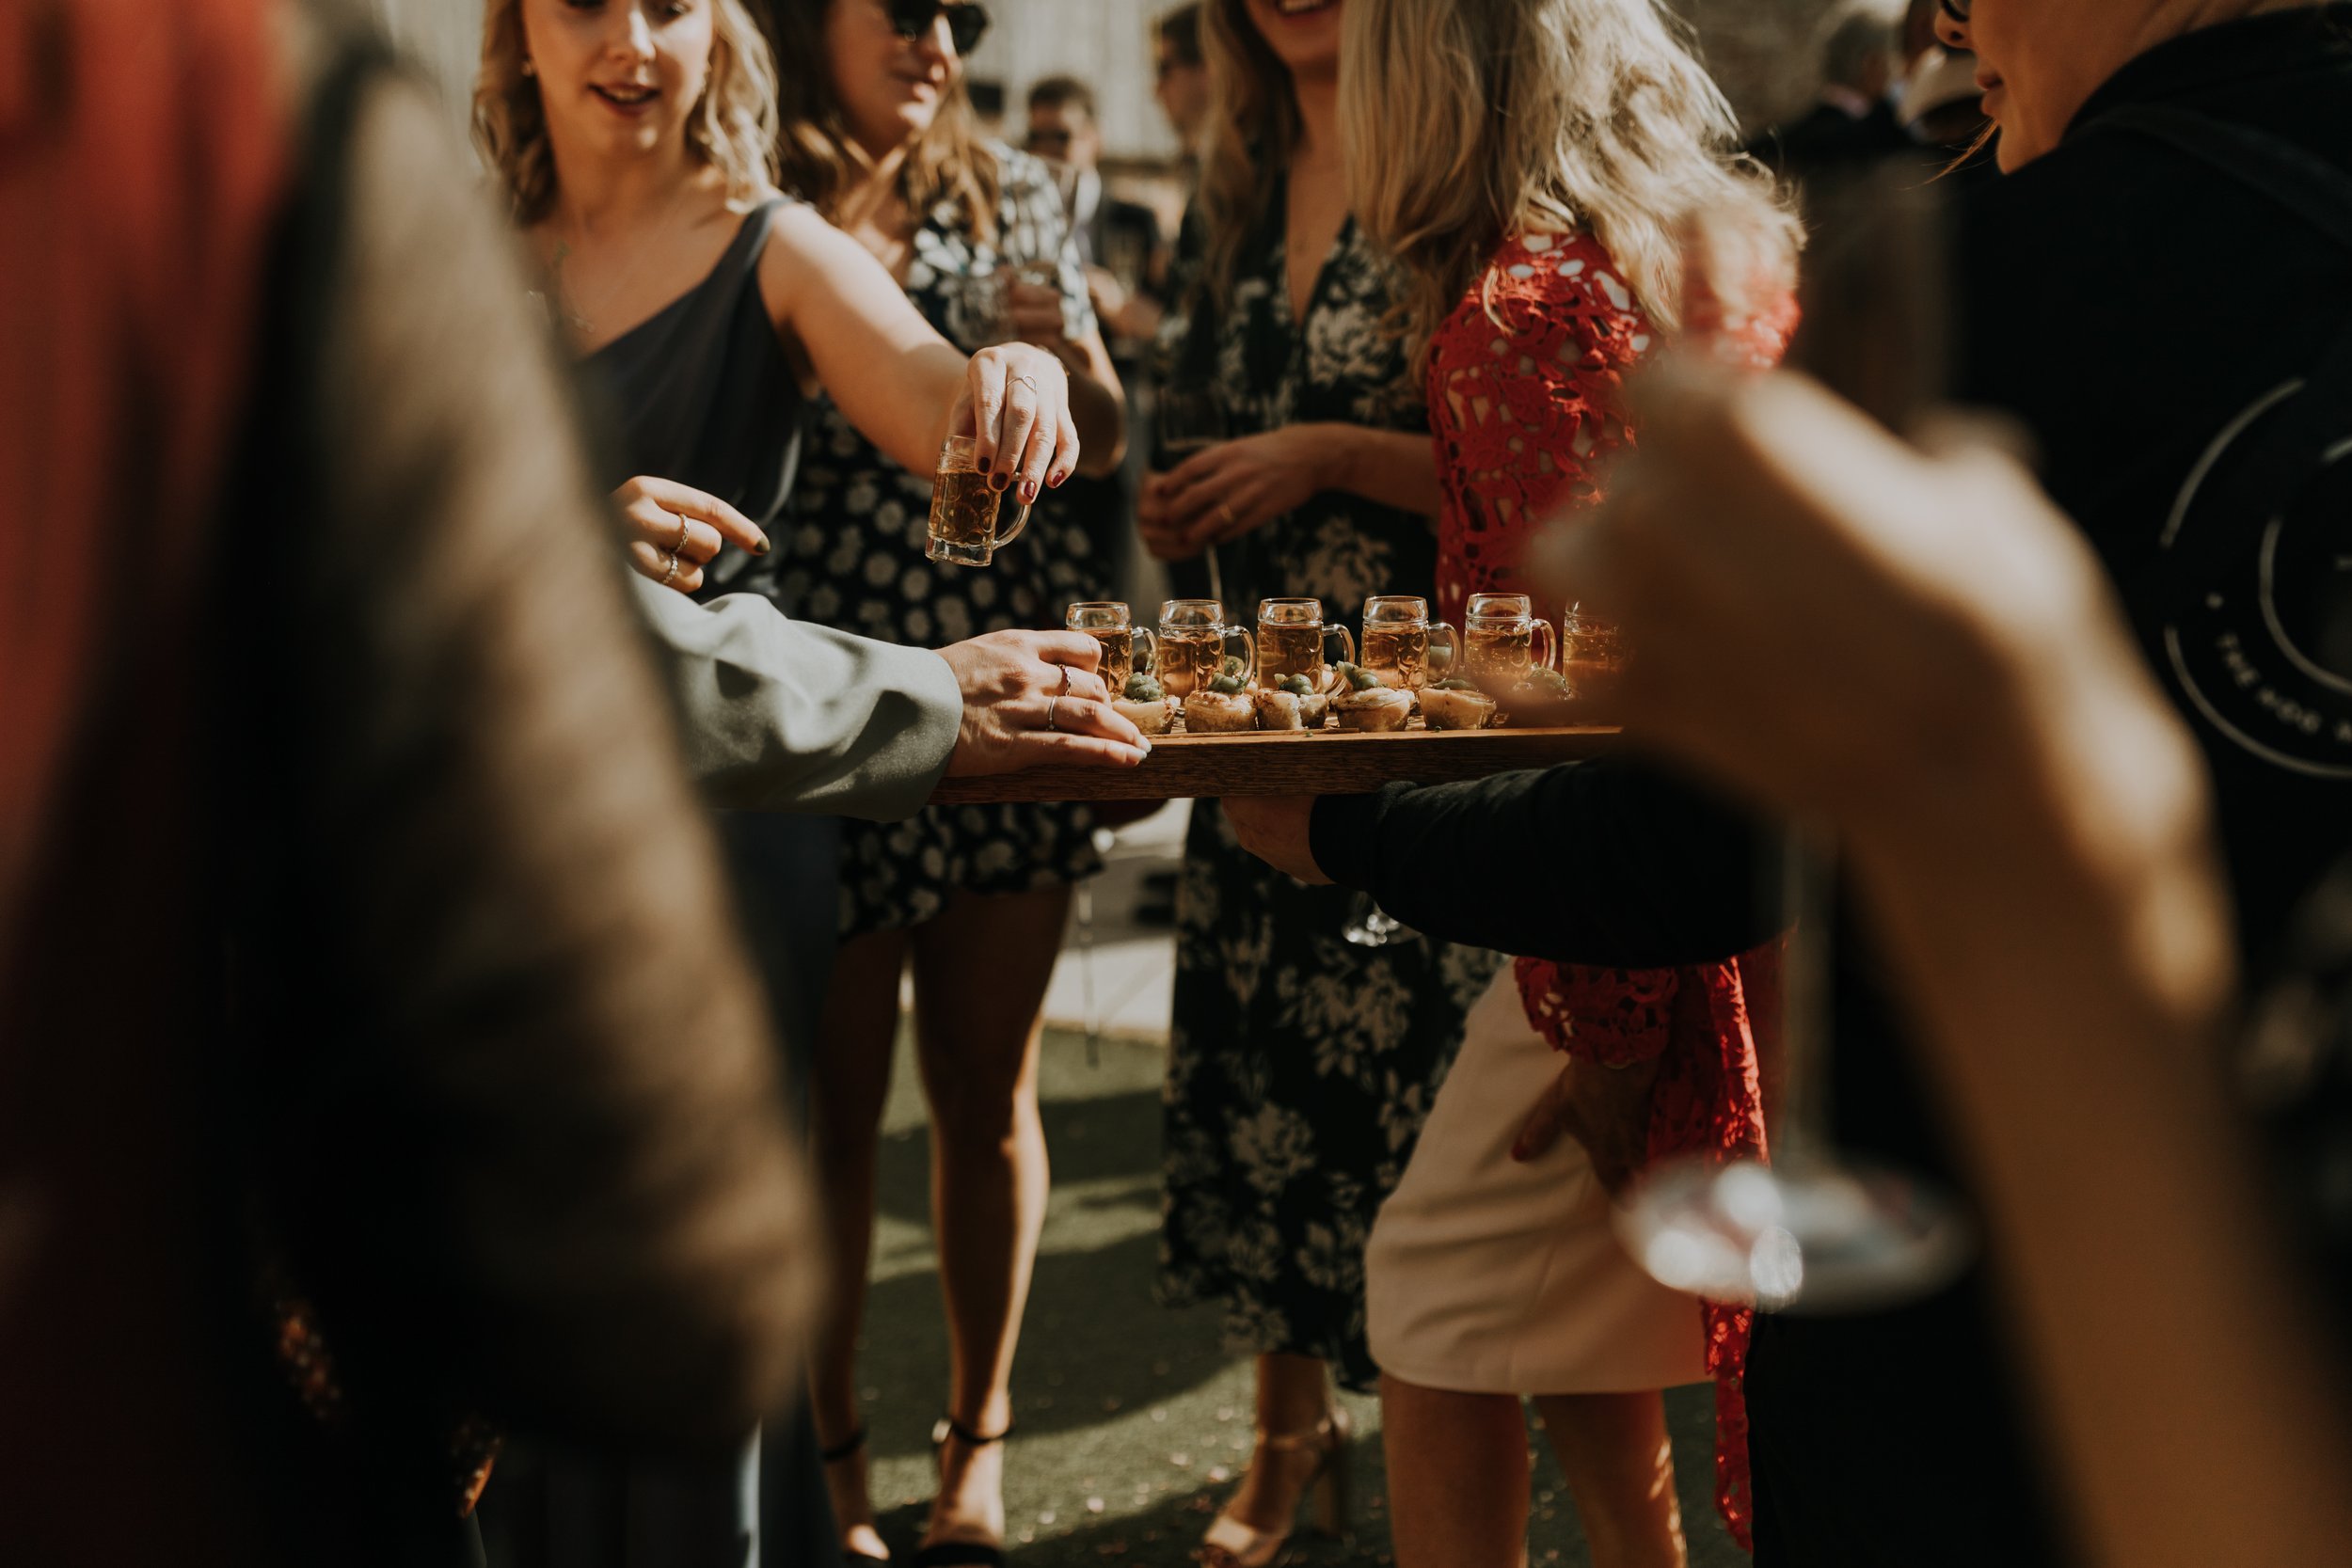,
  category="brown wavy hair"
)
[1196,0,1300,313]
[473,0,781,226]
[758,0,1000,245]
